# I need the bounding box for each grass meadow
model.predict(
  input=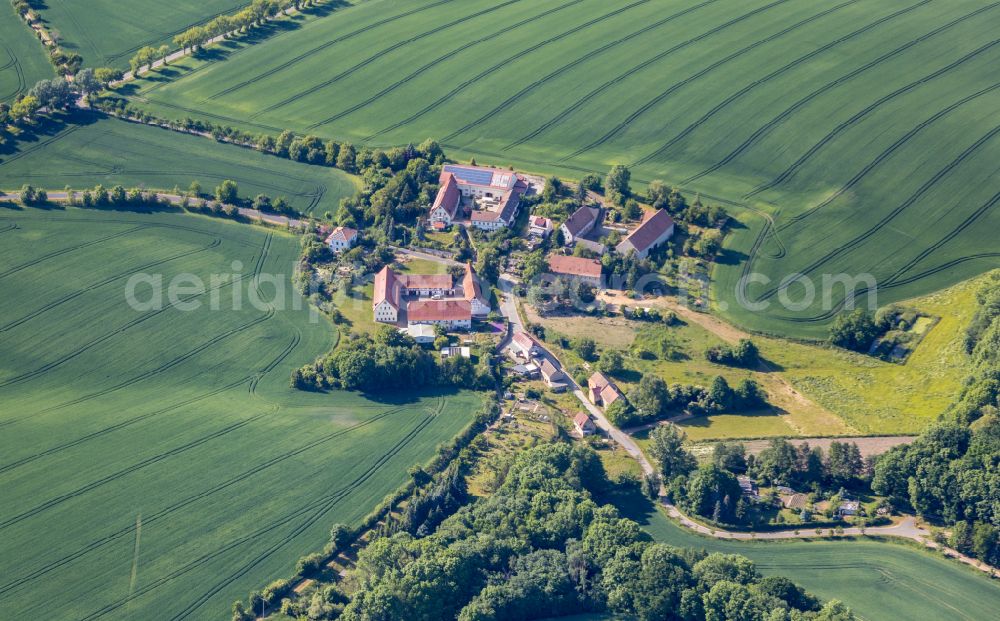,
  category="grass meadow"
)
[1,5,54,102]
[0,113,359,216]
[0,206,480,620]
[120,0,1000,338]
[605,487,1000,621]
